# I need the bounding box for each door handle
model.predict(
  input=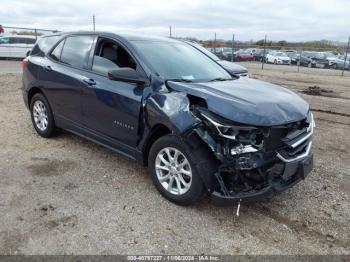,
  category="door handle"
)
[82,78,96,86]
[43,65,52,71]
